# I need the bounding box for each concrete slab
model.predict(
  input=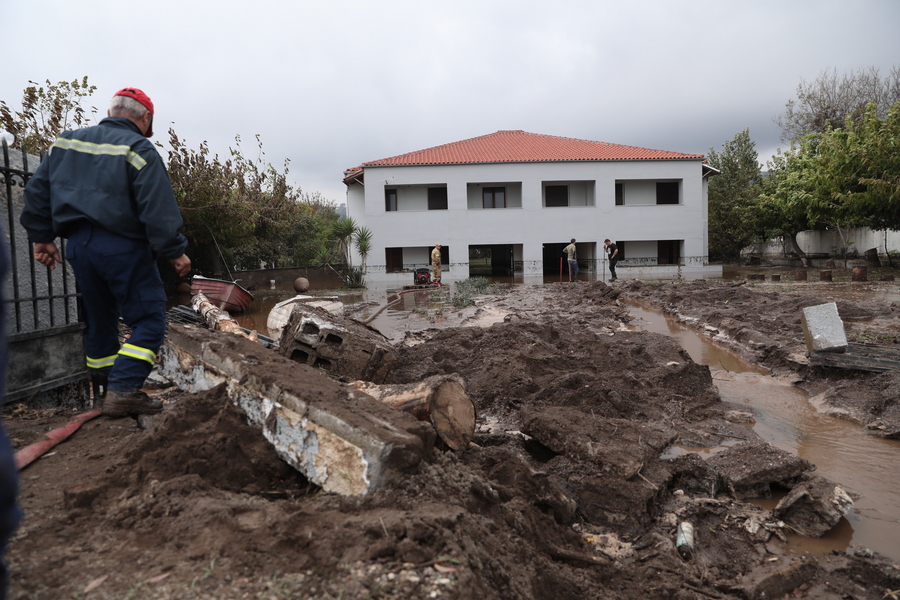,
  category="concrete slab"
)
[801,302,848,353]
[159,323,434,495]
